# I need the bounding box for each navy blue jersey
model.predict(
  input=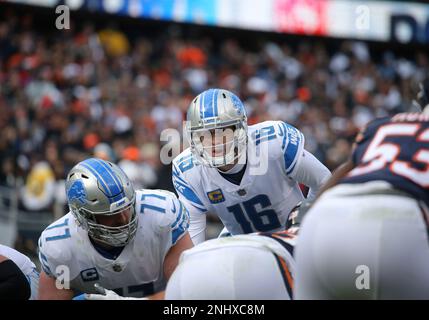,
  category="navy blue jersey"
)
[341,113,429,207]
